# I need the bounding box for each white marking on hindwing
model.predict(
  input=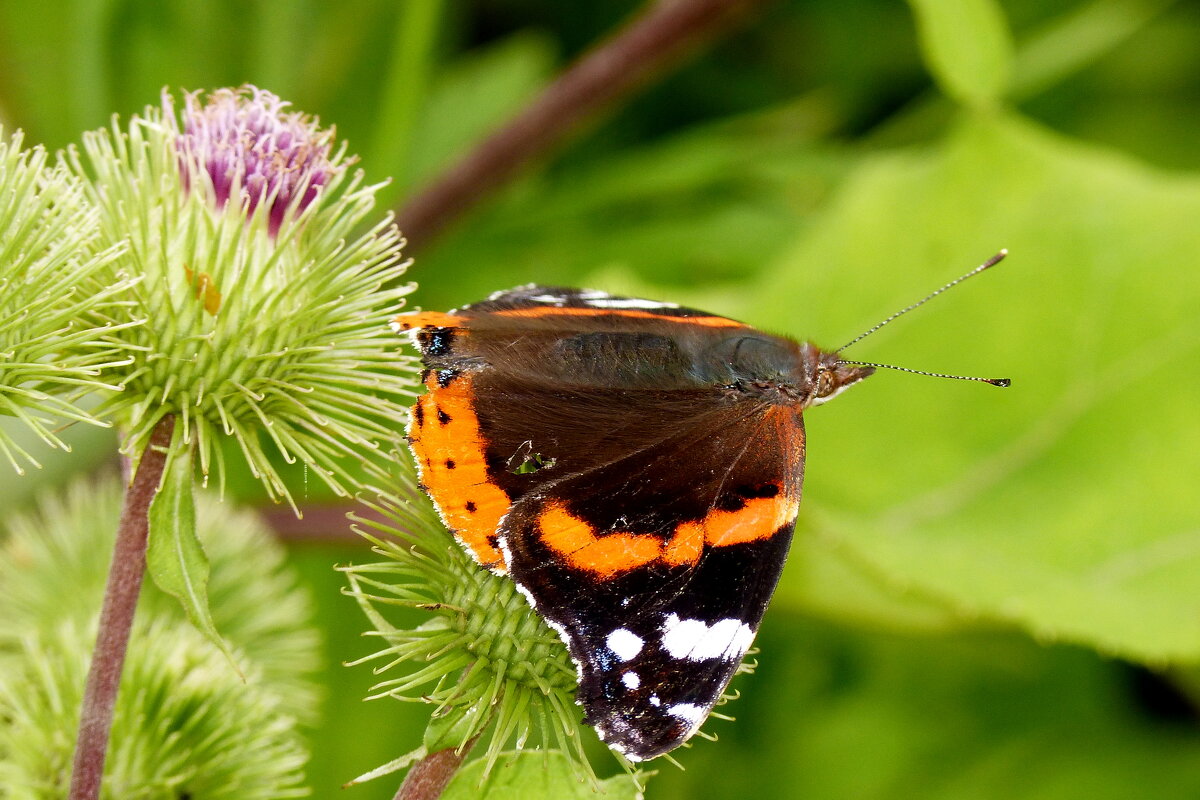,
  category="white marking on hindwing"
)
[666,702,706,731]
[622,671,641,690]
[661,614,755,662]
[606,628,645,662]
